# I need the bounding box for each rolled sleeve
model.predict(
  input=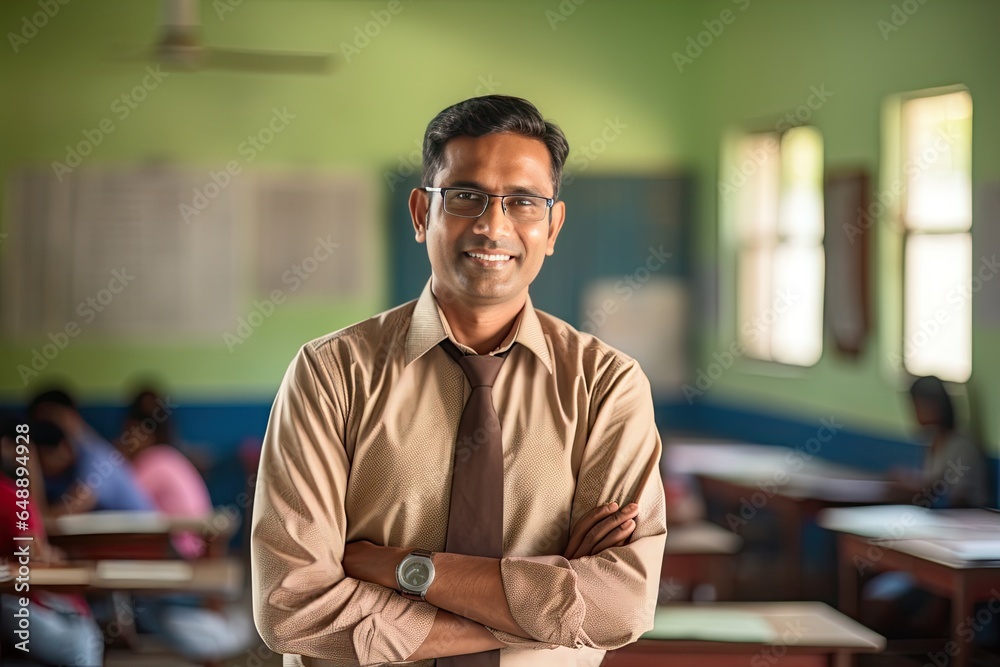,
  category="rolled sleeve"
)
[498,357,667,649]
[251,344,436,664]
